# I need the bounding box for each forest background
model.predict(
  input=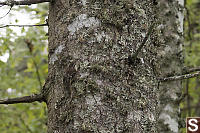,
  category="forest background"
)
[0,0,199,132]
